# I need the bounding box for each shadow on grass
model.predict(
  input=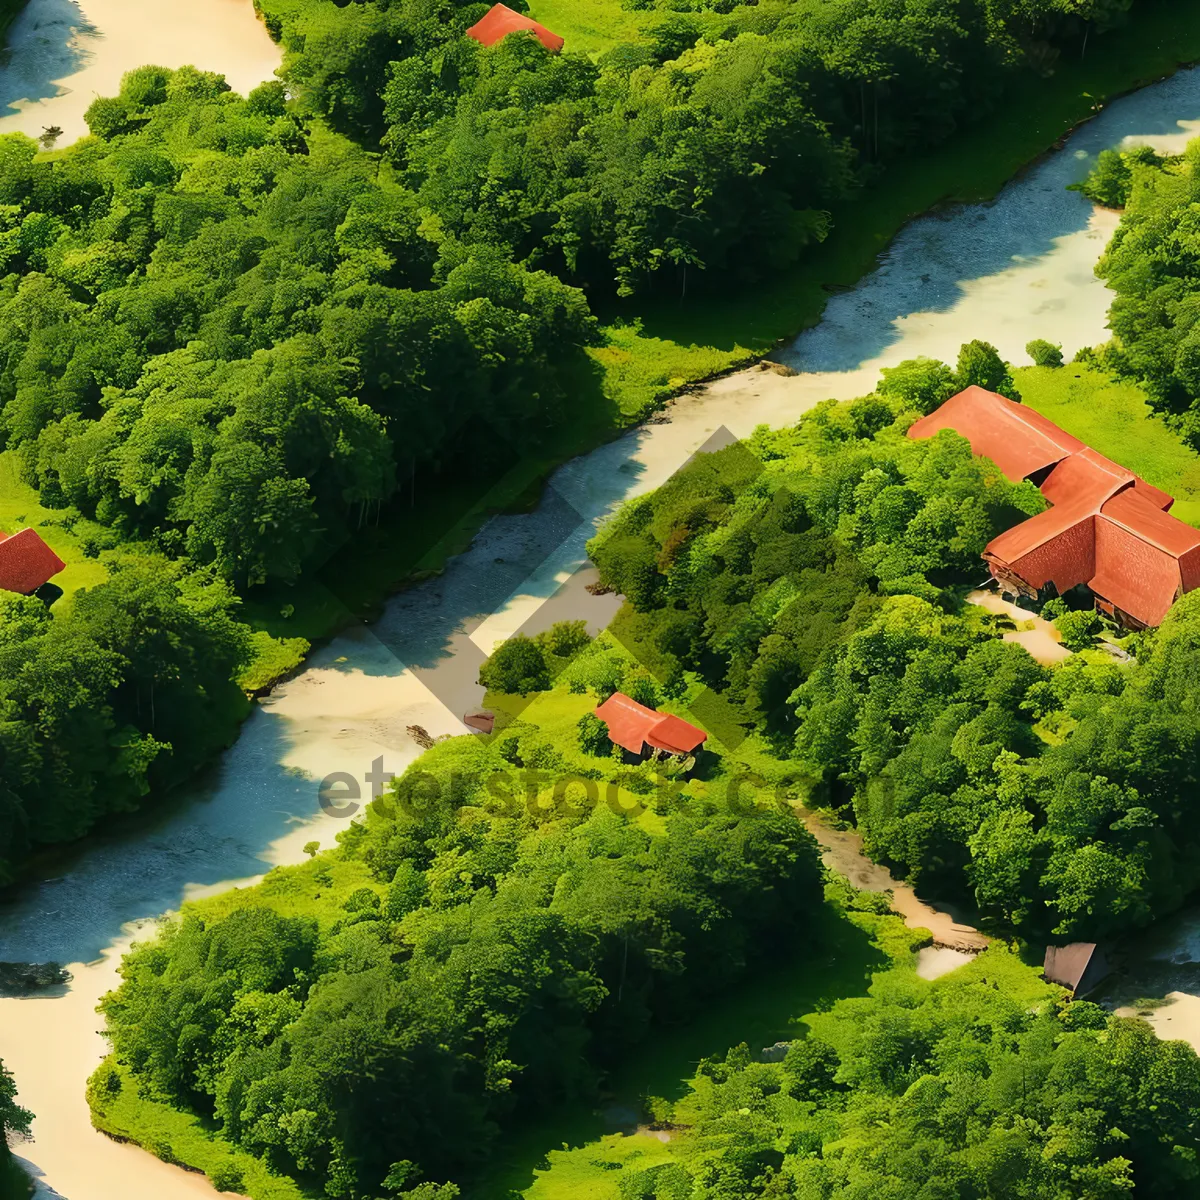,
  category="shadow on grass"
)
[474,902,886,1200]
